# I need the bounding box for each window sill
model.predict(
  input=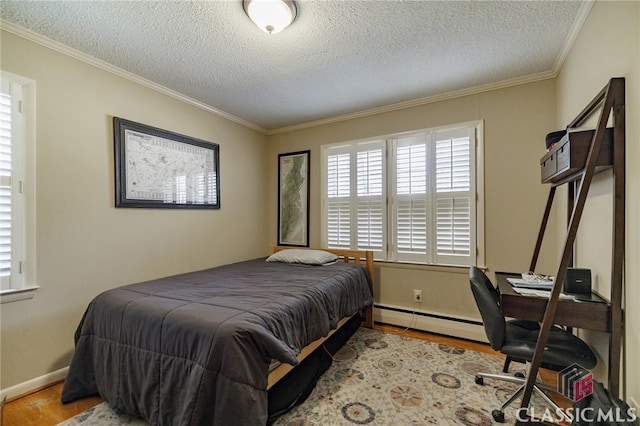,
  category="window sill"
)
[0,286,40,304]
[373,260,471,274]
